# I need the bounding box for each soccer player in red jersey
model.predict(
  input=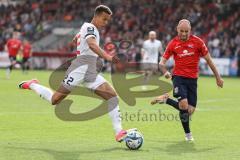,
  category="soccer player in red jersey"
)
[5,33,22,78]
[21,39,32,73]
[151,19,224,141]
